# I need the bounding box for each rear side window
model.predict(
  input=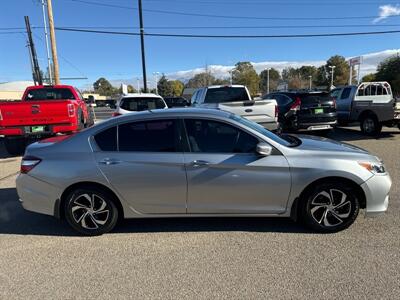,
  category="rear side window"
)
[340,88,352,99]
[274,94,293,106]
[120,97,166,112]
[94,127,117,151]
[204,87,250,103]
[25,88,75,100]
[119,120,179,152]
